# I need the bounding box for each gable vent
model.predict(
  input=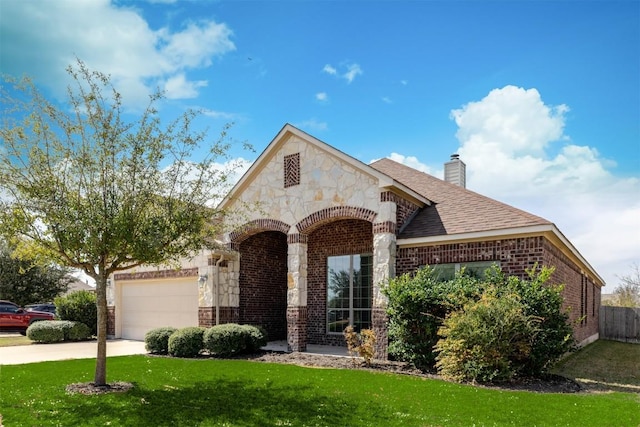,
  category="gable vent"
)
[444,154,466,188]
